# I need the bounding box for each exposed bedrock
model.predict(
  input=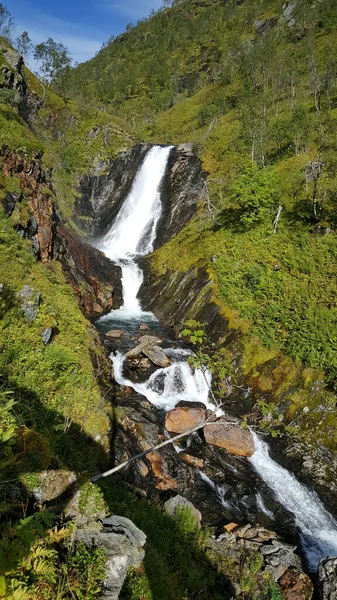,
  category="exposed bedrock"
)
[73,142,202,242]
